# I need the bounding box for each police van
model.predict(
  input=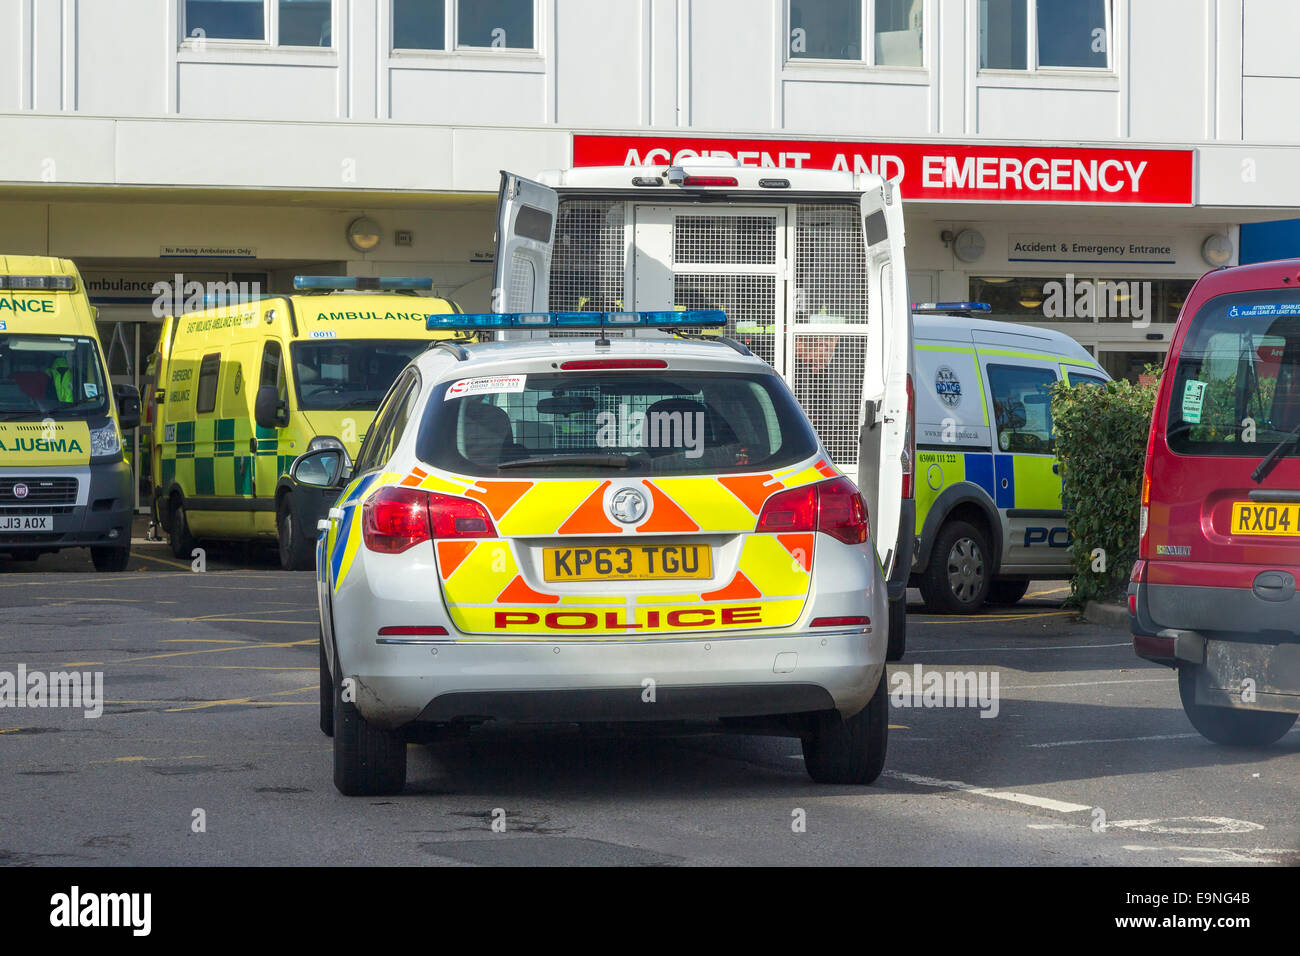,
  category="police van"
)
[151,277,461,569]
[0,256,140,571]
[910,305,1109,612]
[488,163,915,657]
